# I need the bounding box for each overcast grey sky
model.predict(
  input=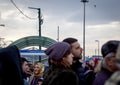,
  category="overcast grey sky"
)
[0,0,120,56]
